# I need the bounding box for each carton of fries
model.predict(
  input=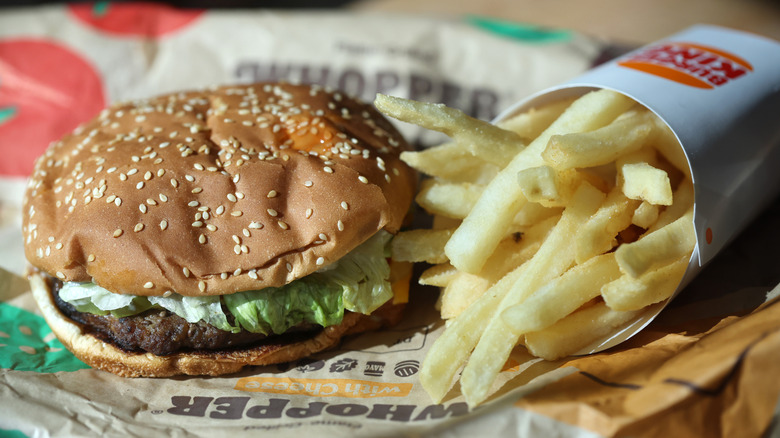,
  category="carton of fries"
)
[378,25,780,407]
